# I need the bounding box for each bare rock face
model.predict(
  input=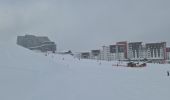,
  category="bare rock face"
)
[17,35,56,53]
